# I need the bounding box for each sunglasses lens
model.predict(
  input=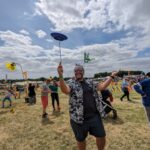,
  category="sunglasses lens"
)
[75,69,83,73]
